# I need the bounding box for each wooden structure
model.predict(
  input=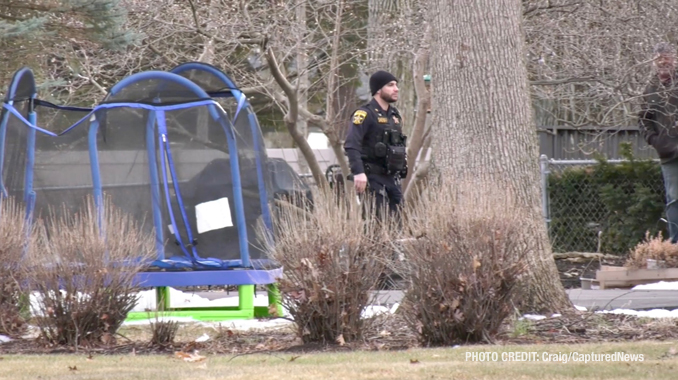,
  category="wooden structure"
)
[594,265,678,289]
